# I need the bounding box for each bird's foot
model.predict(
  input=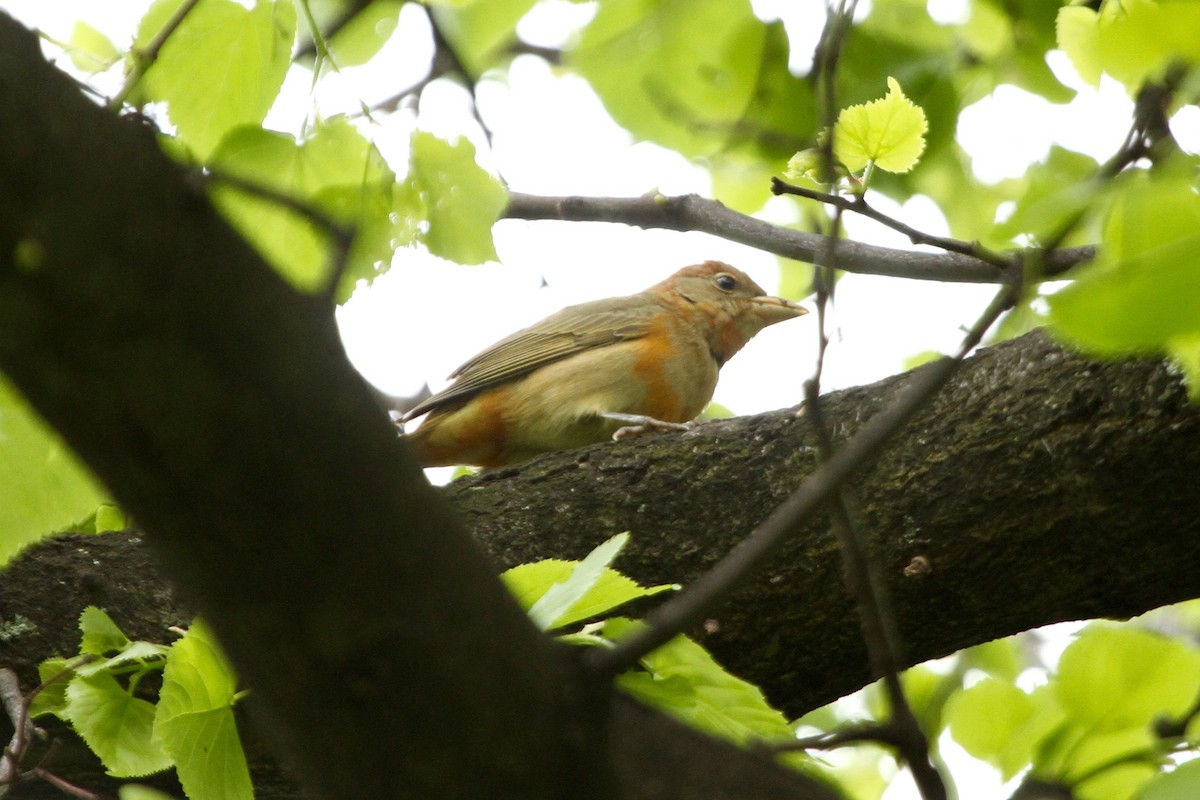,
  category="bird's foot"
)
[601,412,697,441]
